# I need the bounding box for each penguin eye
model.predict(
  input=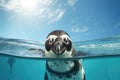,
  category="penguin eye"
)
[63,38,69,44]
[49,38,55,45]
[61,35,71,45]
